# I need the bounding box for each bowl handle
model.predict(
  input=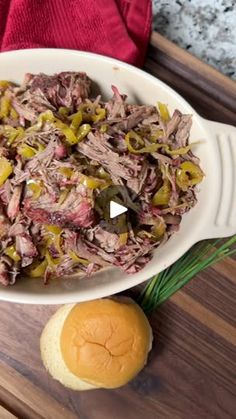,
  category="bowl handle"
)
[202,119,236,239]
